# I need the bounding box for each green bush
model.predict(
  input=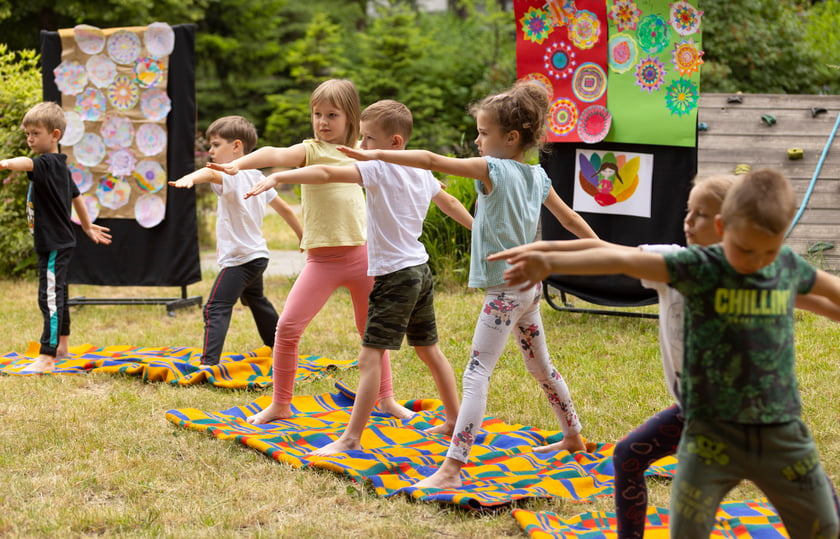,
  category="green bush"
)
[421,175,476,287]
[0,45,41,276]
